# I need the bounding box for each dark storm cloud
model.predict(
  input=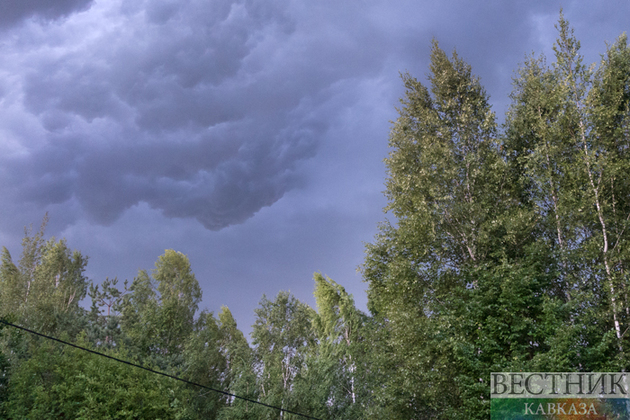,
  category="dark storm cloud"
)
[0,0,94,28]
[0,0,387,230]
[1,0,628,233]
